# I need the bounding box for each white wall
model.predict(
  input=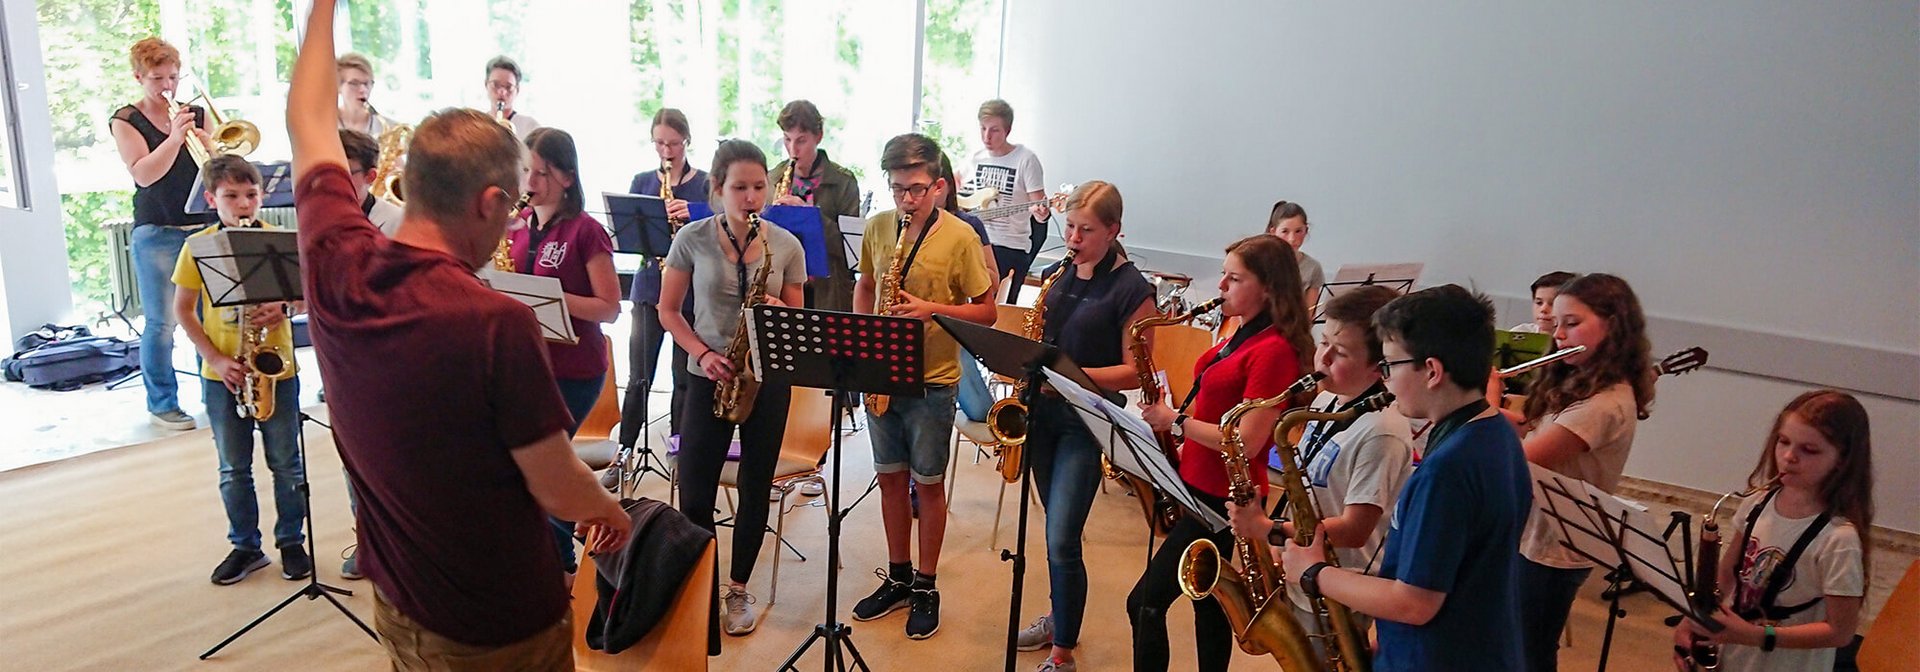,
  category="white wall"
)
[1004,1,1920,531]
[0,0,75,346]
